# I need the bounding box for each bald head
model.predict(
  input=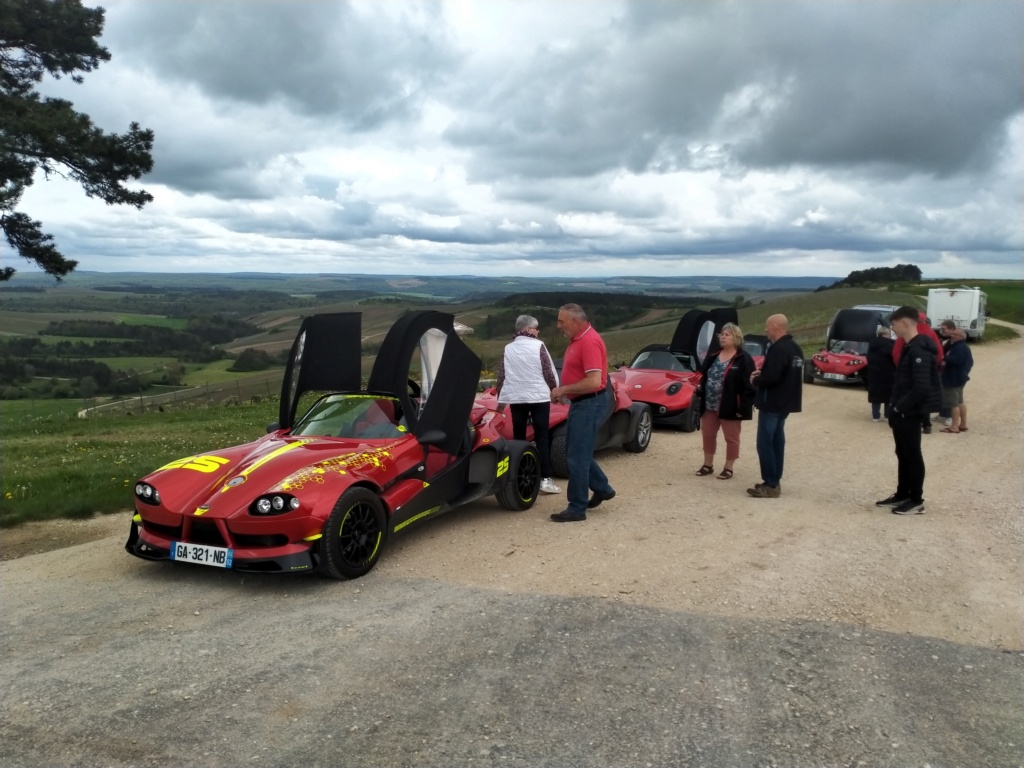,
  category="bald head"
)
[765,314,789,342]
